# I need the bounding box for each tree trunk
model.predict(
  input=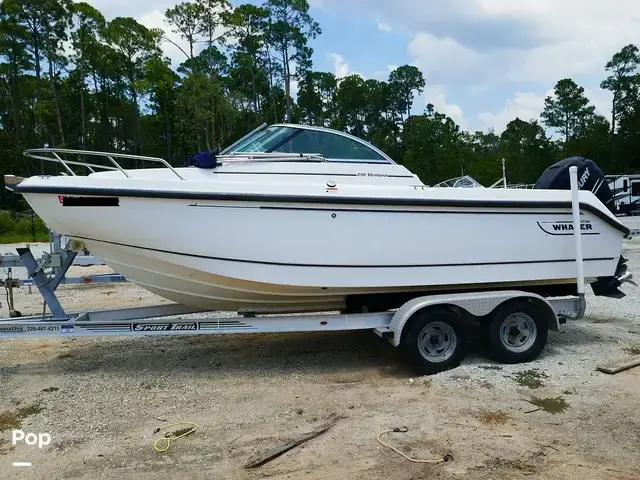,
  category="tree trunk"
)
[93,71,108,150]
[1,78,21,145]
[165,107,172,162]
[32,31,44,172]
[33,34,42,104]
[611,93,617,135]
[79,52,87,149]
[250,60,258,112]
[128,61,142,155]
[283,48,291,122]
[131,85,141,155]
[46,43,65,146]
